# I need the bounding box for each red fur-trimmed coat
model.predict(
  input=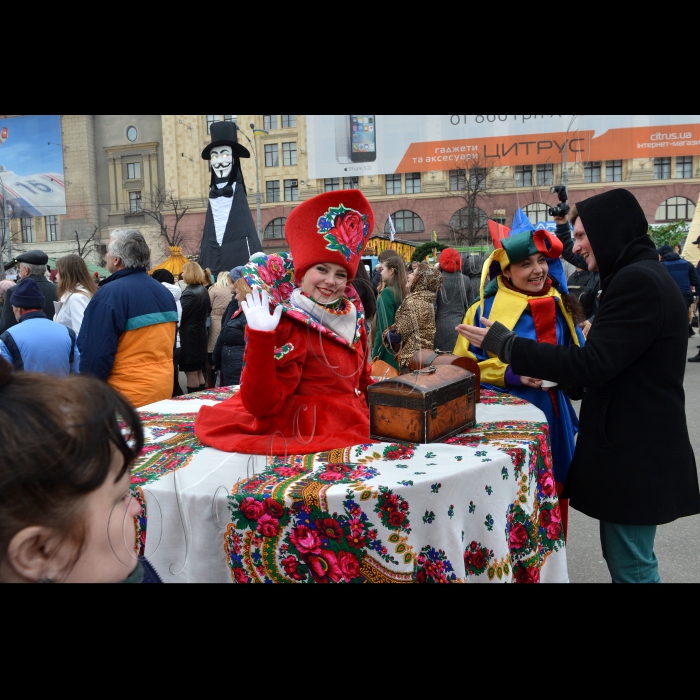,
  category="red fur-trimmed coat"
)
[195,315,375,455]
